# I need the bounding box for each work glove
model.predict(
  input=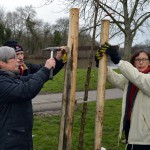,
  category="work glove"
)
[62,52,67,63]
[61,46,69,63]
[95,47,104,67]
[56,47,68,63]
[95,43,121,67]
[104,43,121,64]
